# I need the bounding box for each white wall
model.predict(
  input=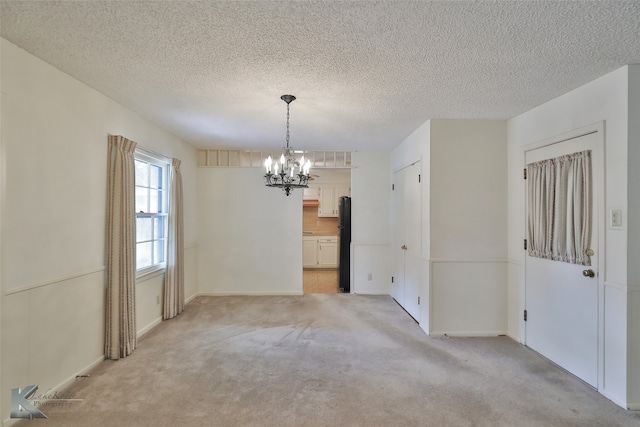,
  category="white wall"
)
[0,39,198,422]
[196,158,390,296]
[310,168,350,185]
[507,66,632,407]
[429,120,507,336]
[197,167,302,295]
[627,65,640,408]
[390,120,507,336]
[351,151,391,294]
